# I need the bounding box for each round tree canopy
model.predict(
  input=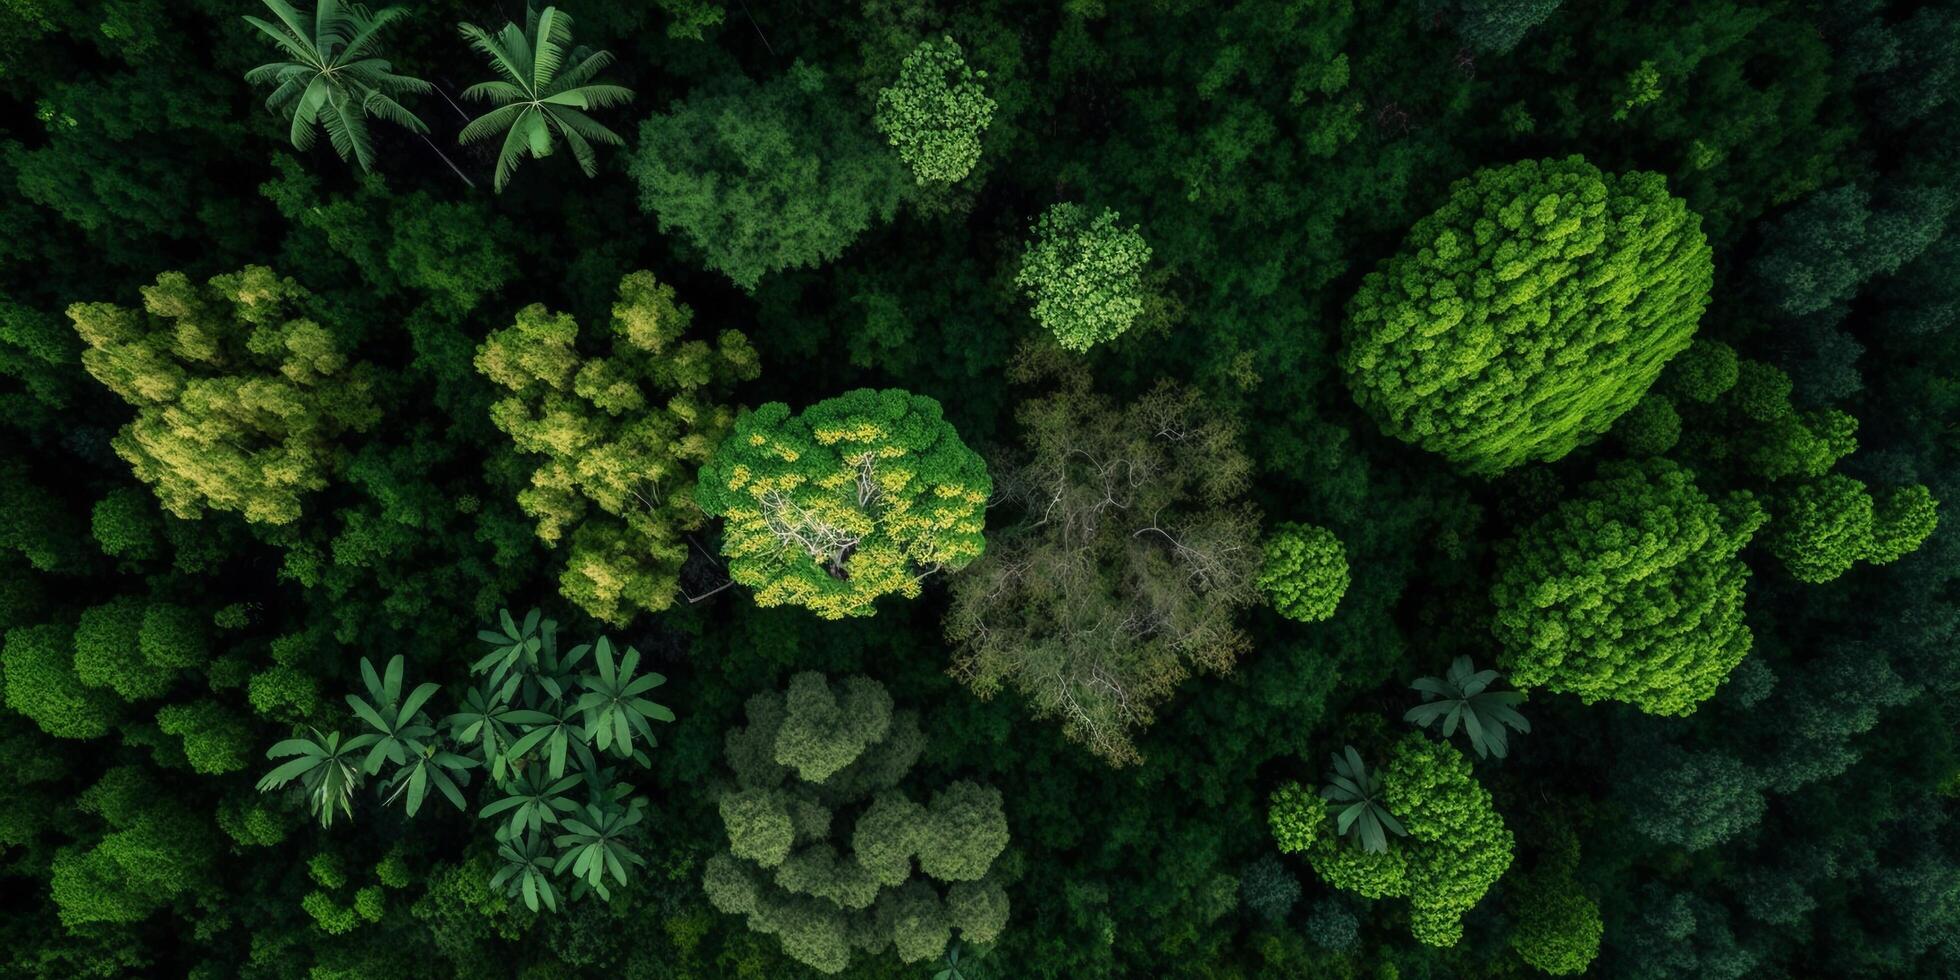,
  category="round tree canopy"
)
[1342,156,1713,475]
